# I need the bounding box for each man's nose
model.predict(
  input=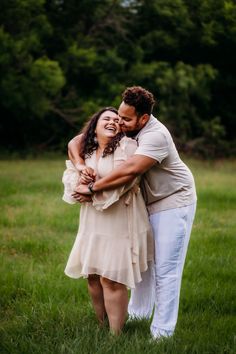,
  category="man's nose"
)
[118,116,124,125]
